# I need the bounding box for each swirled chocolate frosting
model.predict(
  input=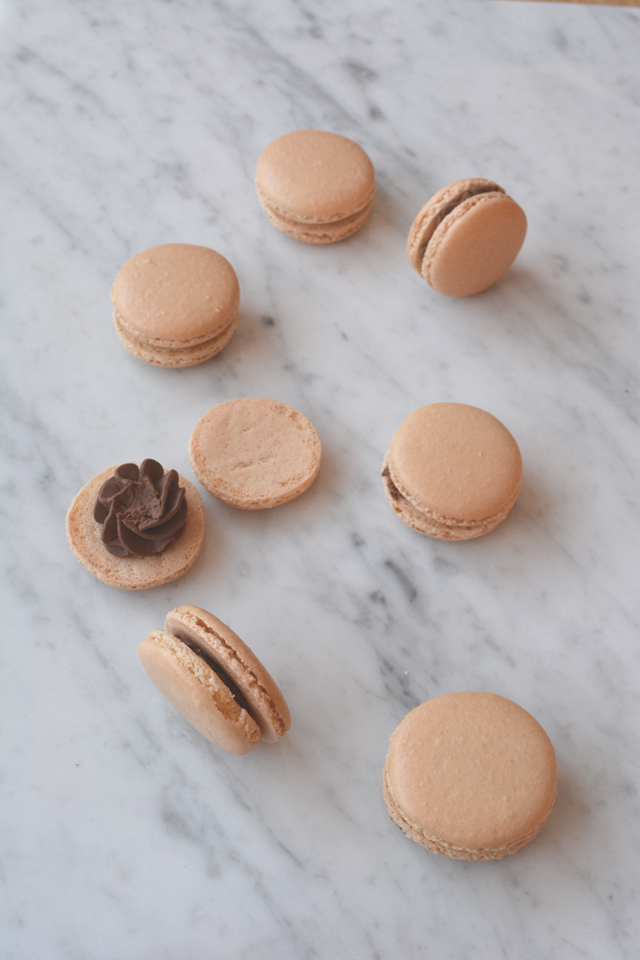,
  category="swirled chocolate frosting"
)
[93,459,188,557]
